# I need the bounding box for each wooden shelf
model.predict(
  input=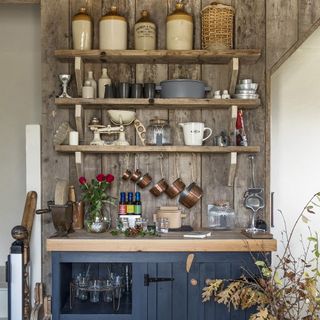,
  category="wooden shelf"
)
[55,98,260,109]
[54,49,261,64]
[55,145,260,154]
